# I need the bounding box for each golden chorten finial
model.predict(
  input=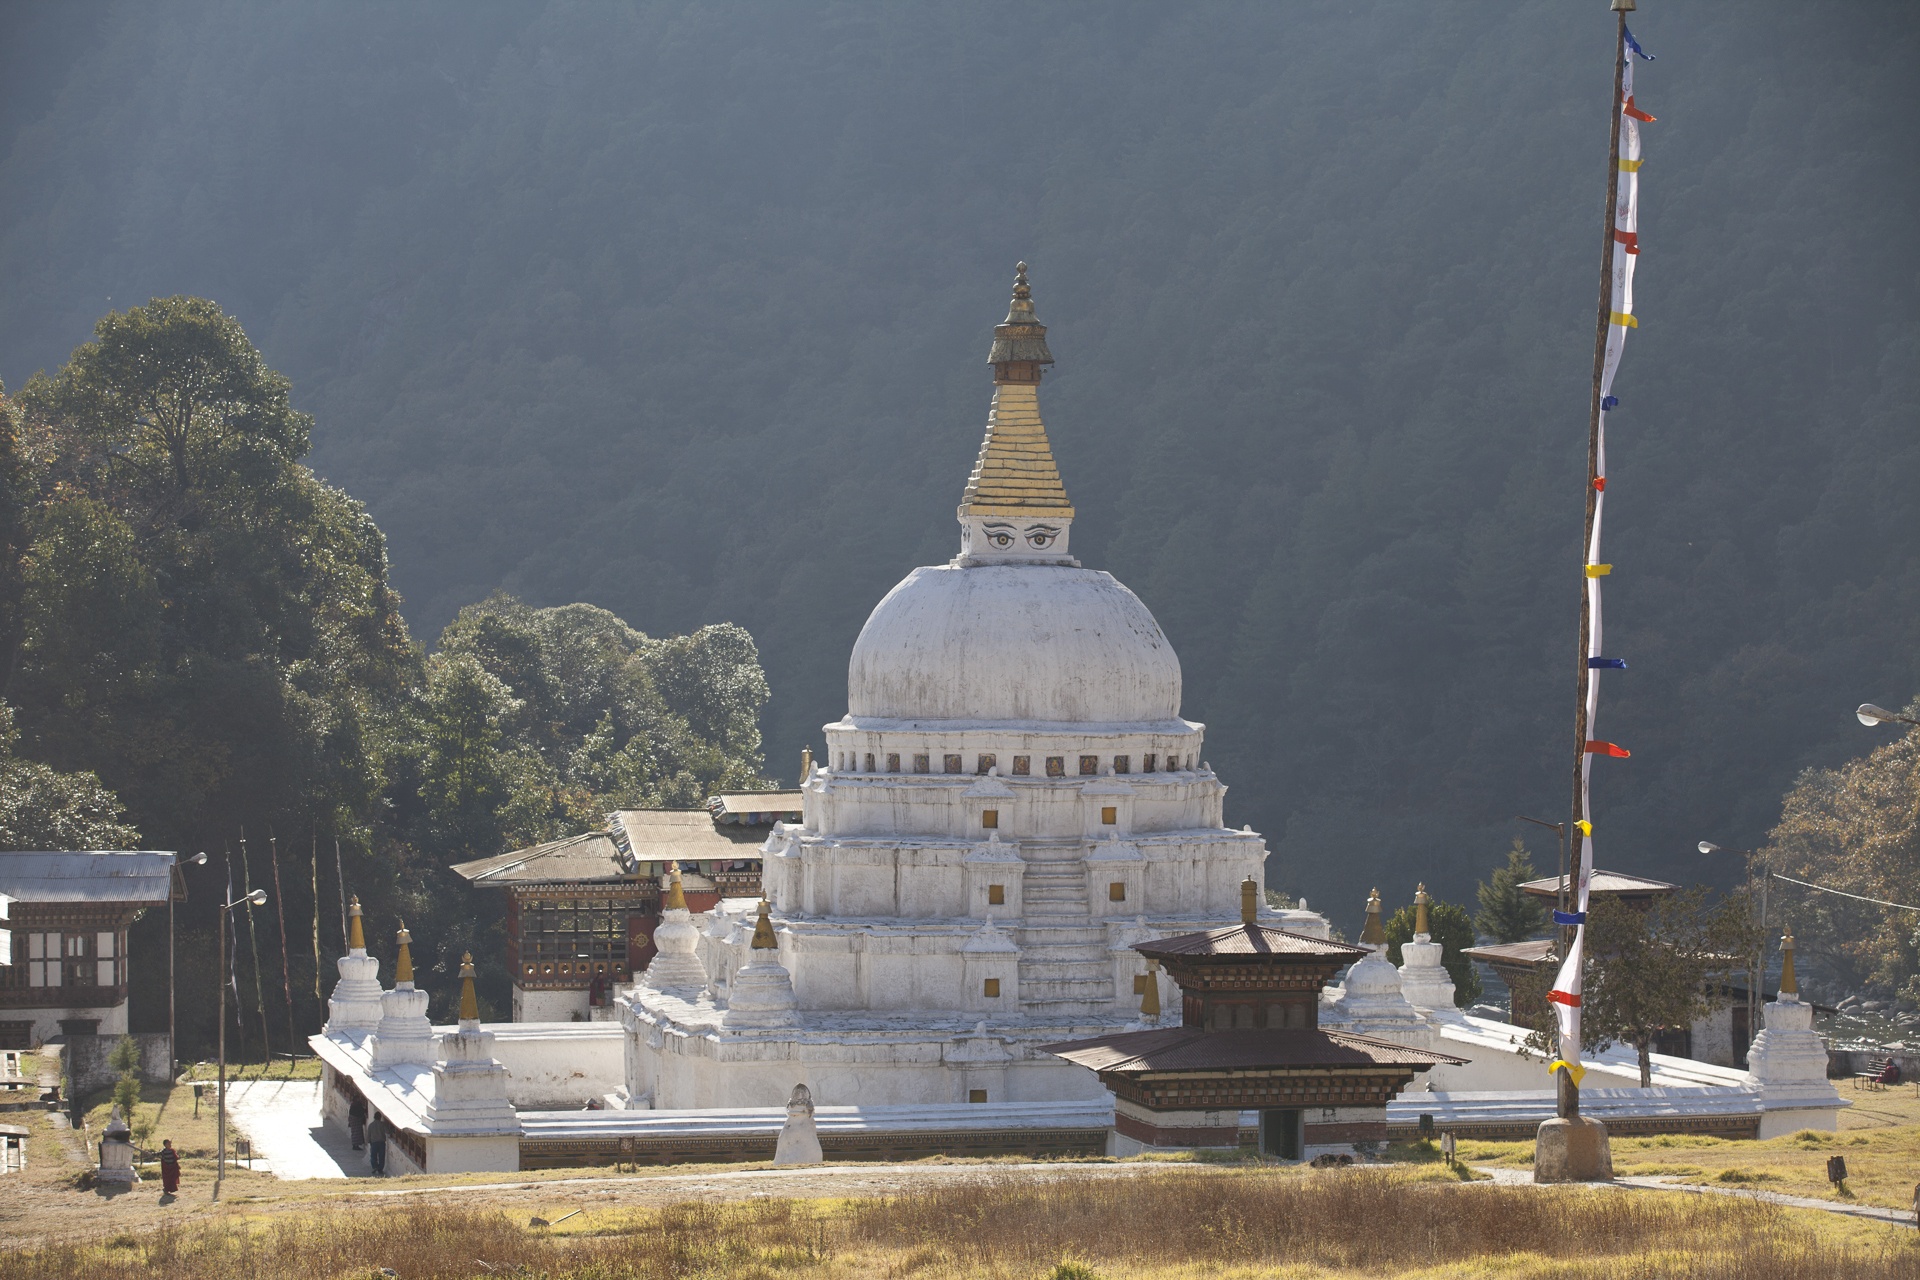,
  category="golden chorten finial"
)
[751,899,778,950]
[1414,883,1431,937]
[348,895,365,951]
[458,951,479,1022]
[1779,928,1797,998]
[1241,875,1259,925]
[394,922,413,986]
[801,747,813,780]
[1140,960,1161,1019]
[663,863,688,911]
[1360,887,1386,946]
[960,263,1073,521]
